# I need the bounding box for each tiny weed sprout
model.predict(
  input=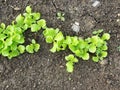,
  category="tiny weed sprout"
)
[65,54,78,72]
[57,12,65,21]
[117,46,120,52]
